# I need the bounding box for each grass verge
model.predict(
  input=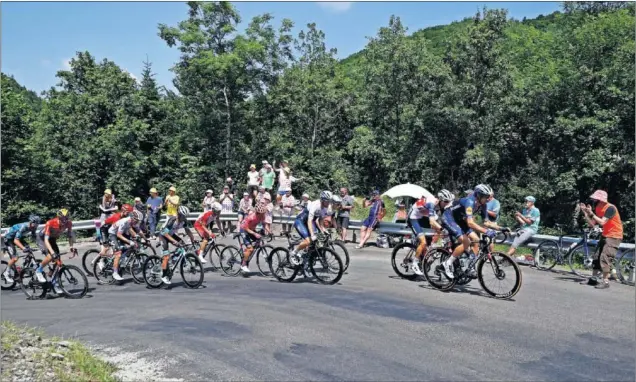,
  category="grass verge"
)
[1,320,118,382]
